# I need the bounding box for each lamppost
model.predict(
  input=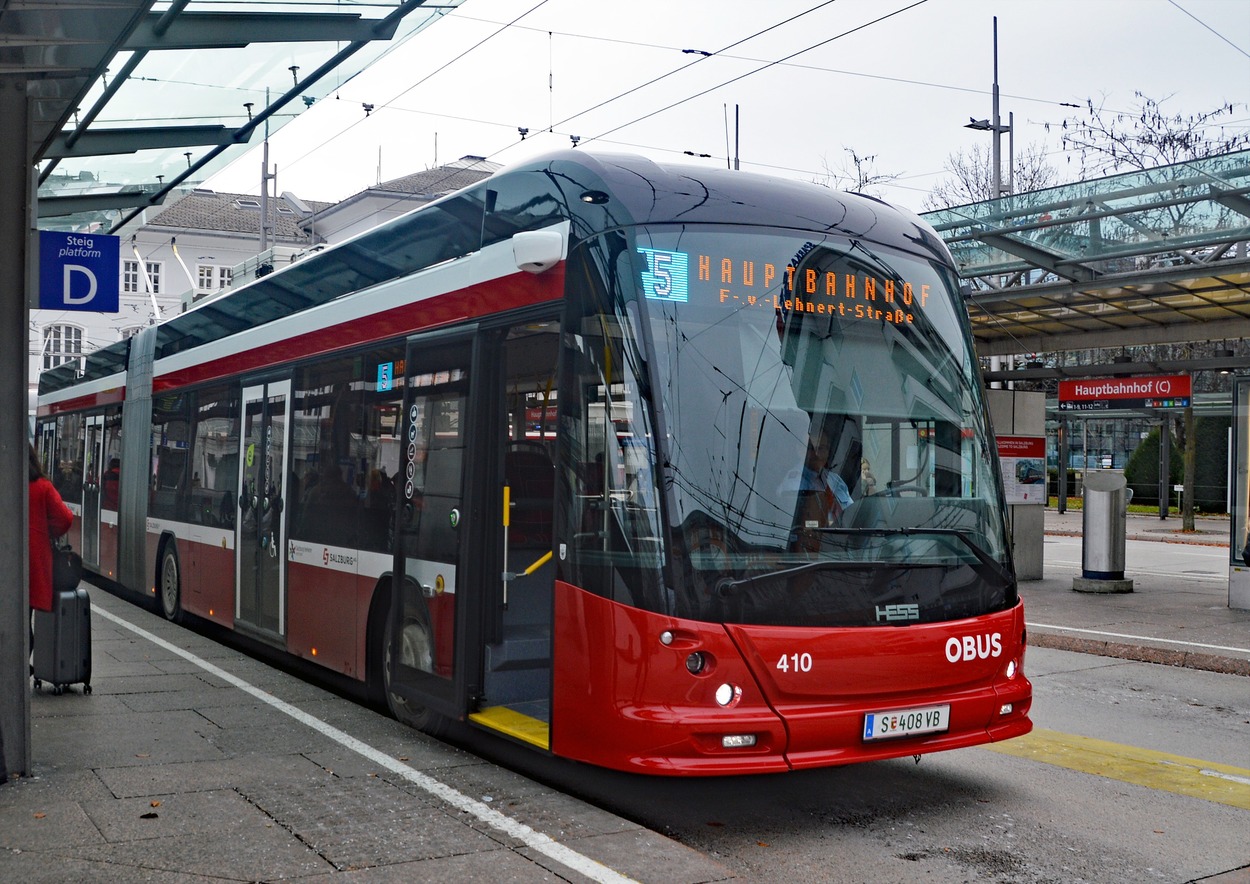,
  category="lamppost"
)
[965,16,1013,198]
